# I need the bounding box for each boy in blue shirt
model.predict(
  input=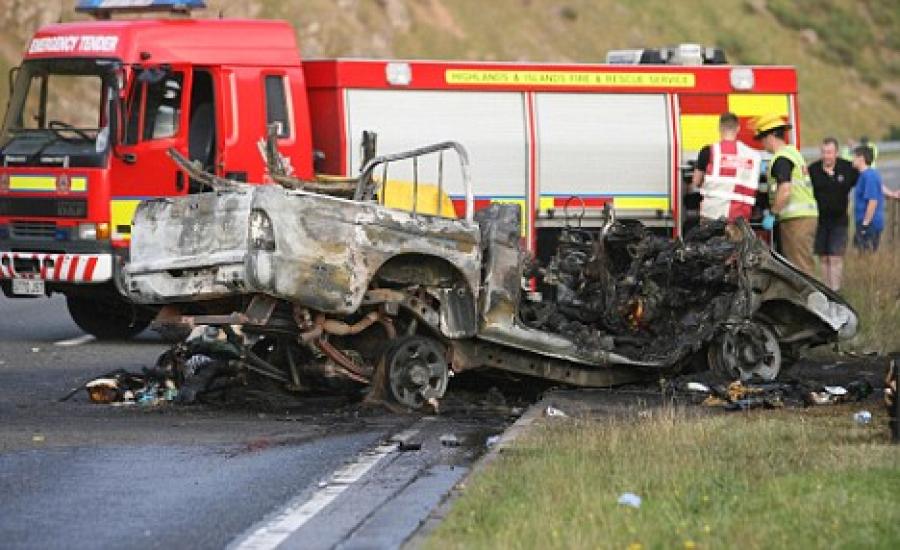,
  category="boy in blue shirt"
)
[852,145,885,251]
